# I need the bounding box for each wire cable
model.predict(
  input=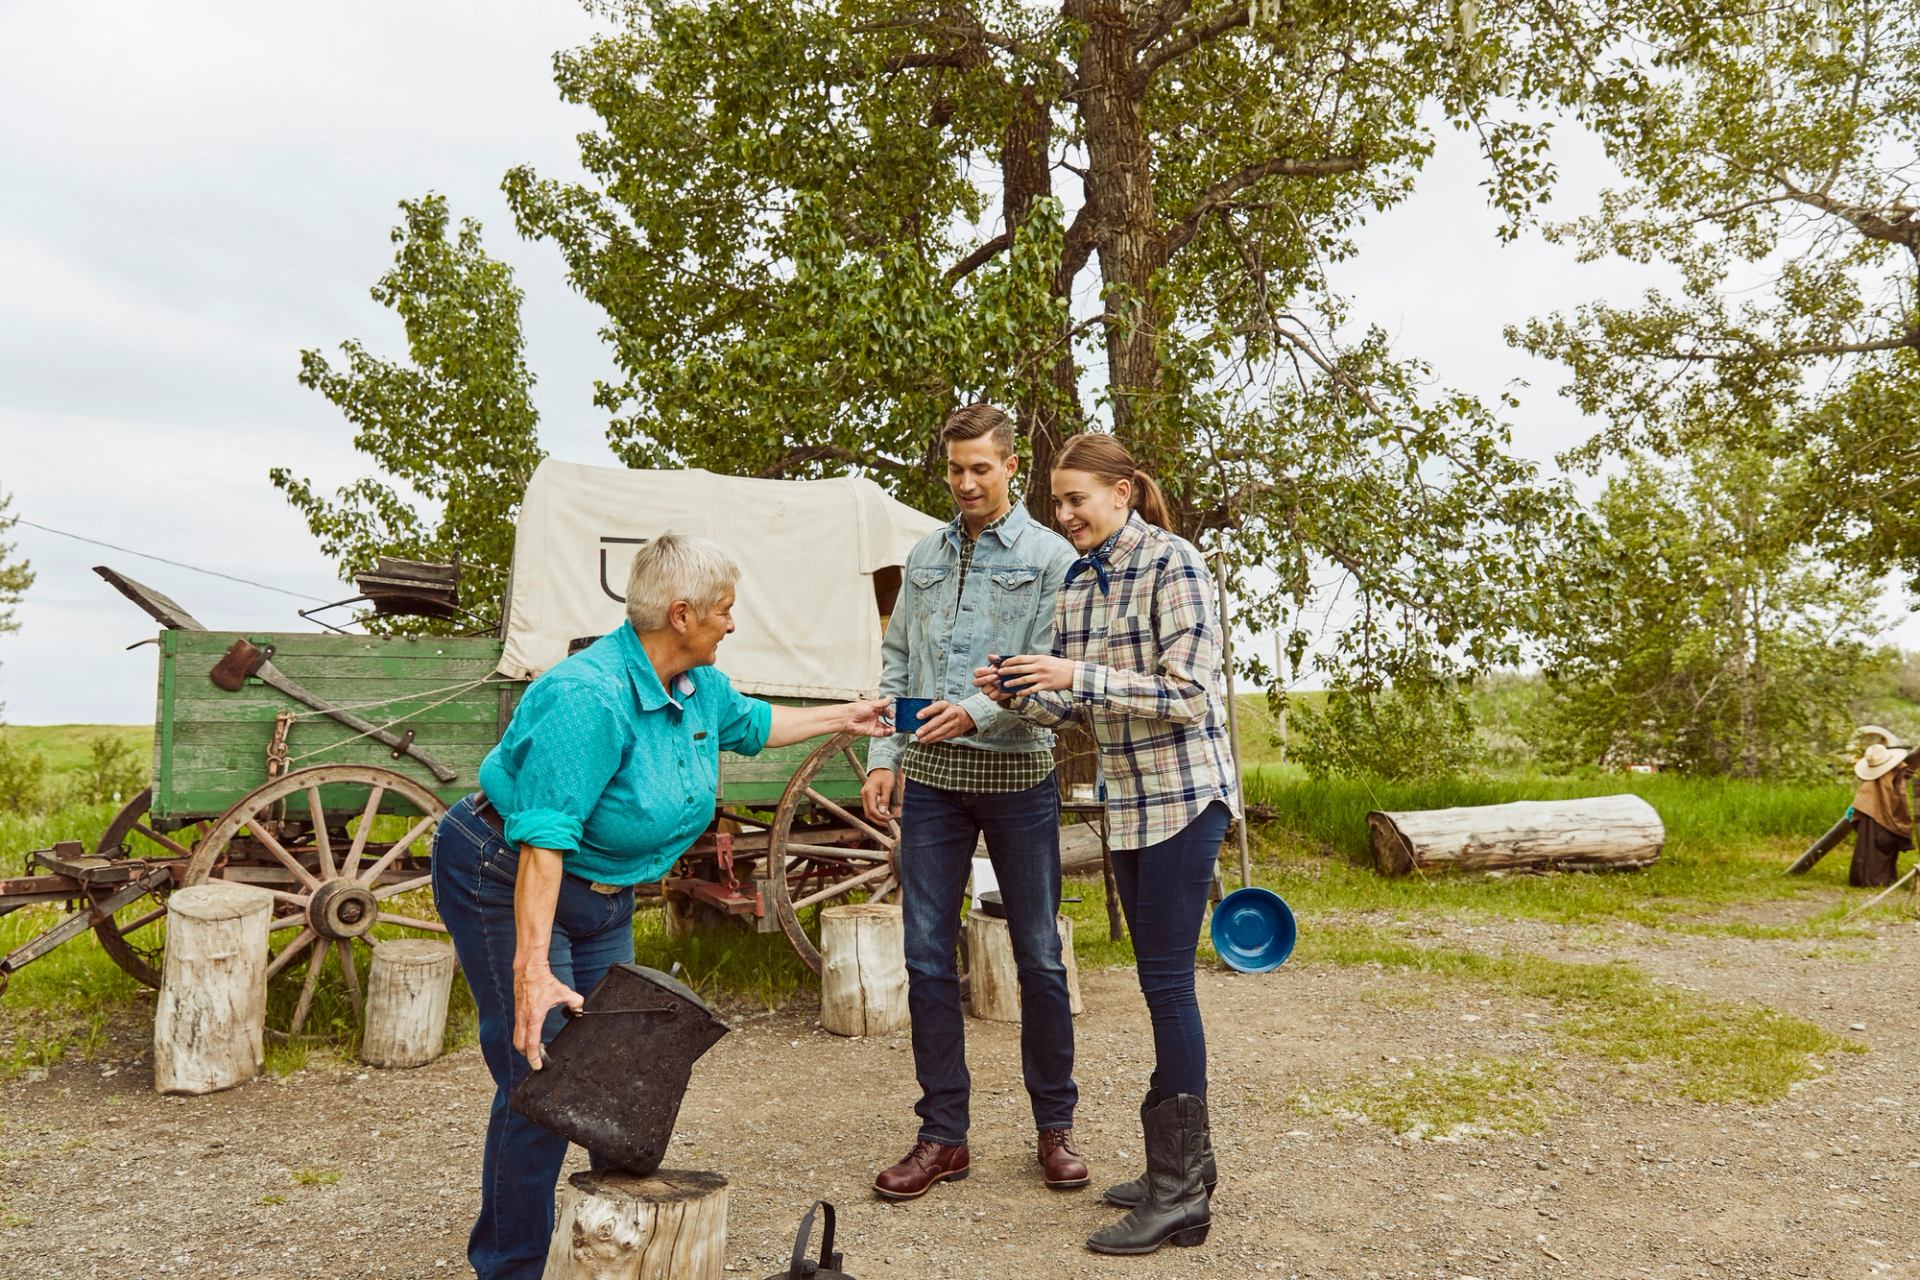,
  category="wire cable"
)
[12,518,337,604]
